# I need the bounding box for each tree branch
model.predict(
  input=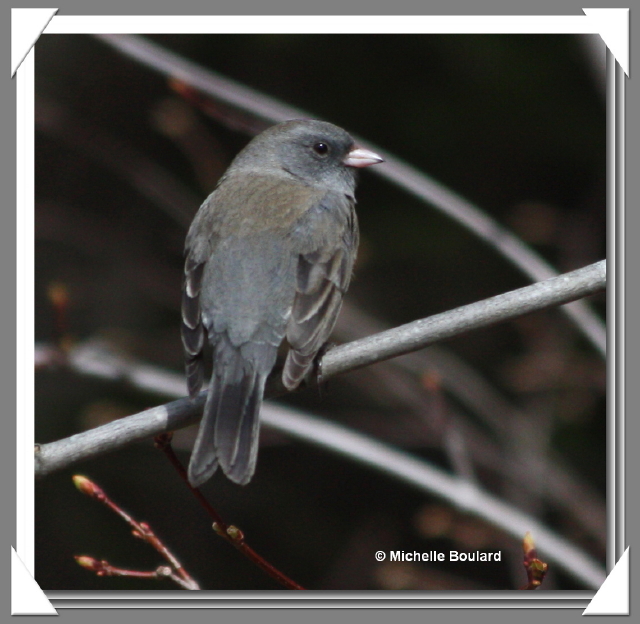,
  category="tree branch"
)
[36,260,605,478]
[321,260,605,379]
